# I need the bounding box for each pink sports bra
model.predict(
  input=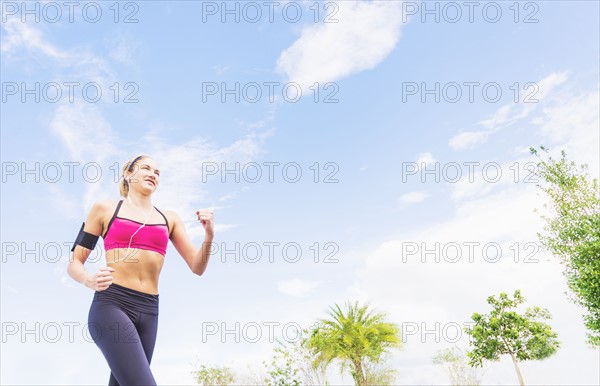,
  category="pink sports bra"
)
[103,200,170,256]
